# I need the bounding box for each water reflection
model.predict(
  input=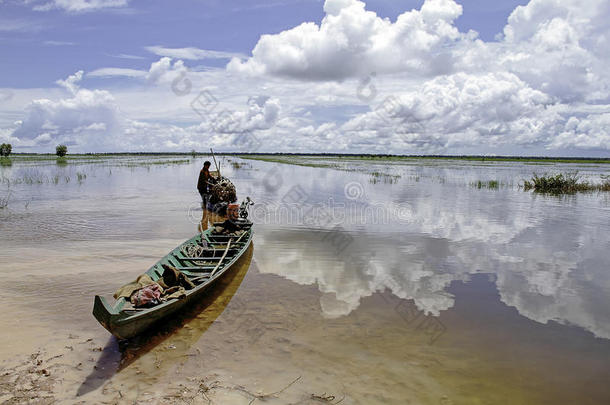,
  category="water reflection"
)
[197,206,225,233]
[244,160,610,341]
